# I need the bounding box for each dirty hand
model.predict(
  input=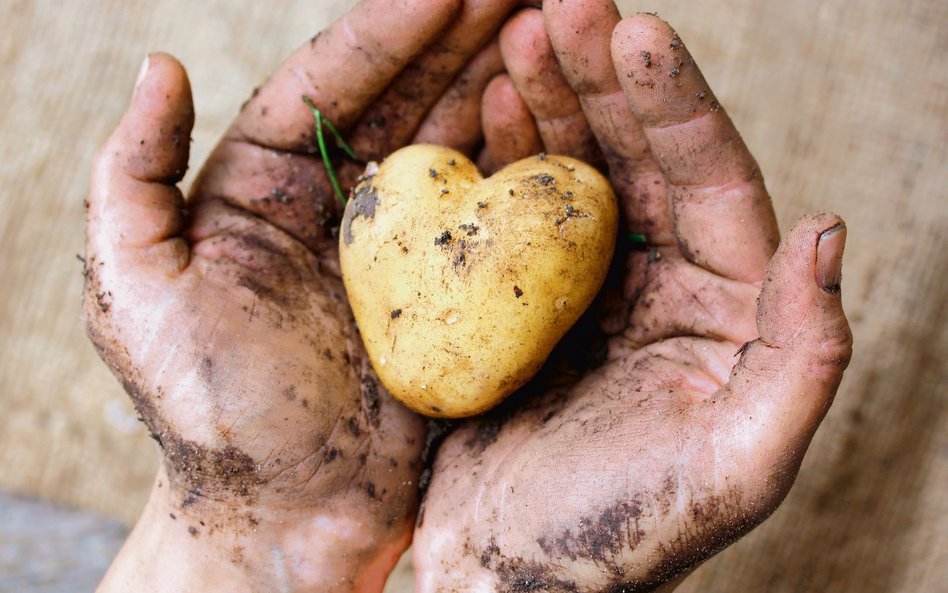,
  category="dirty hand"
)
[414,4,853,592]
[84,1,526,591]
